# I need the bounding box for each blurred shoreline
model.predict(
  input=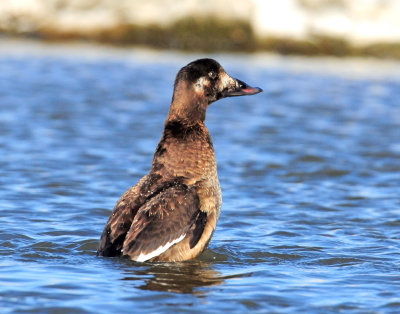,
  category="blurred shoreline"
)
[1,0,400,58]
[2,37,400,79]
